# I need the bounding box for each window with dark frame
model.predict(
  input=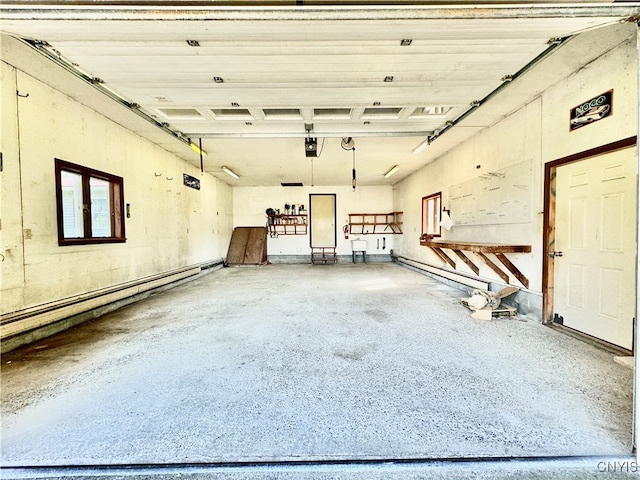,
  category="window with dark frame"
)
[55,159,126,246]
[422,192,442,238]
